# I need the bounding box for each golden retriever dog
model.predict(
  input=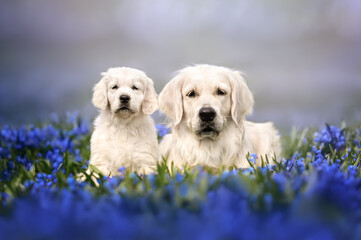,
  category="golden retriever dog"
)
[90,67,159,175]
[159,64,281,169]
